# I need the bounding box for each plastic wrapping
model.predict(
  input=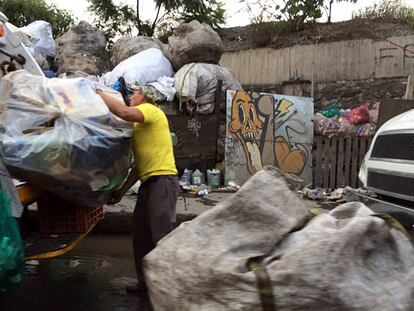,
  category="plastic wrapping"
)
[0,181,25,293]
[0,161,24,218]
[0,70,133,206]
[20,20,56,57]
